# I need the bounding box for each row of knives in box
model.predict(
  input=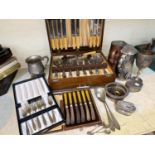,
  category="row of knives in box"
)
[52,53,111,79]
[14,77,63,135]
[62,89,97,126]
[48,19,103,50]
